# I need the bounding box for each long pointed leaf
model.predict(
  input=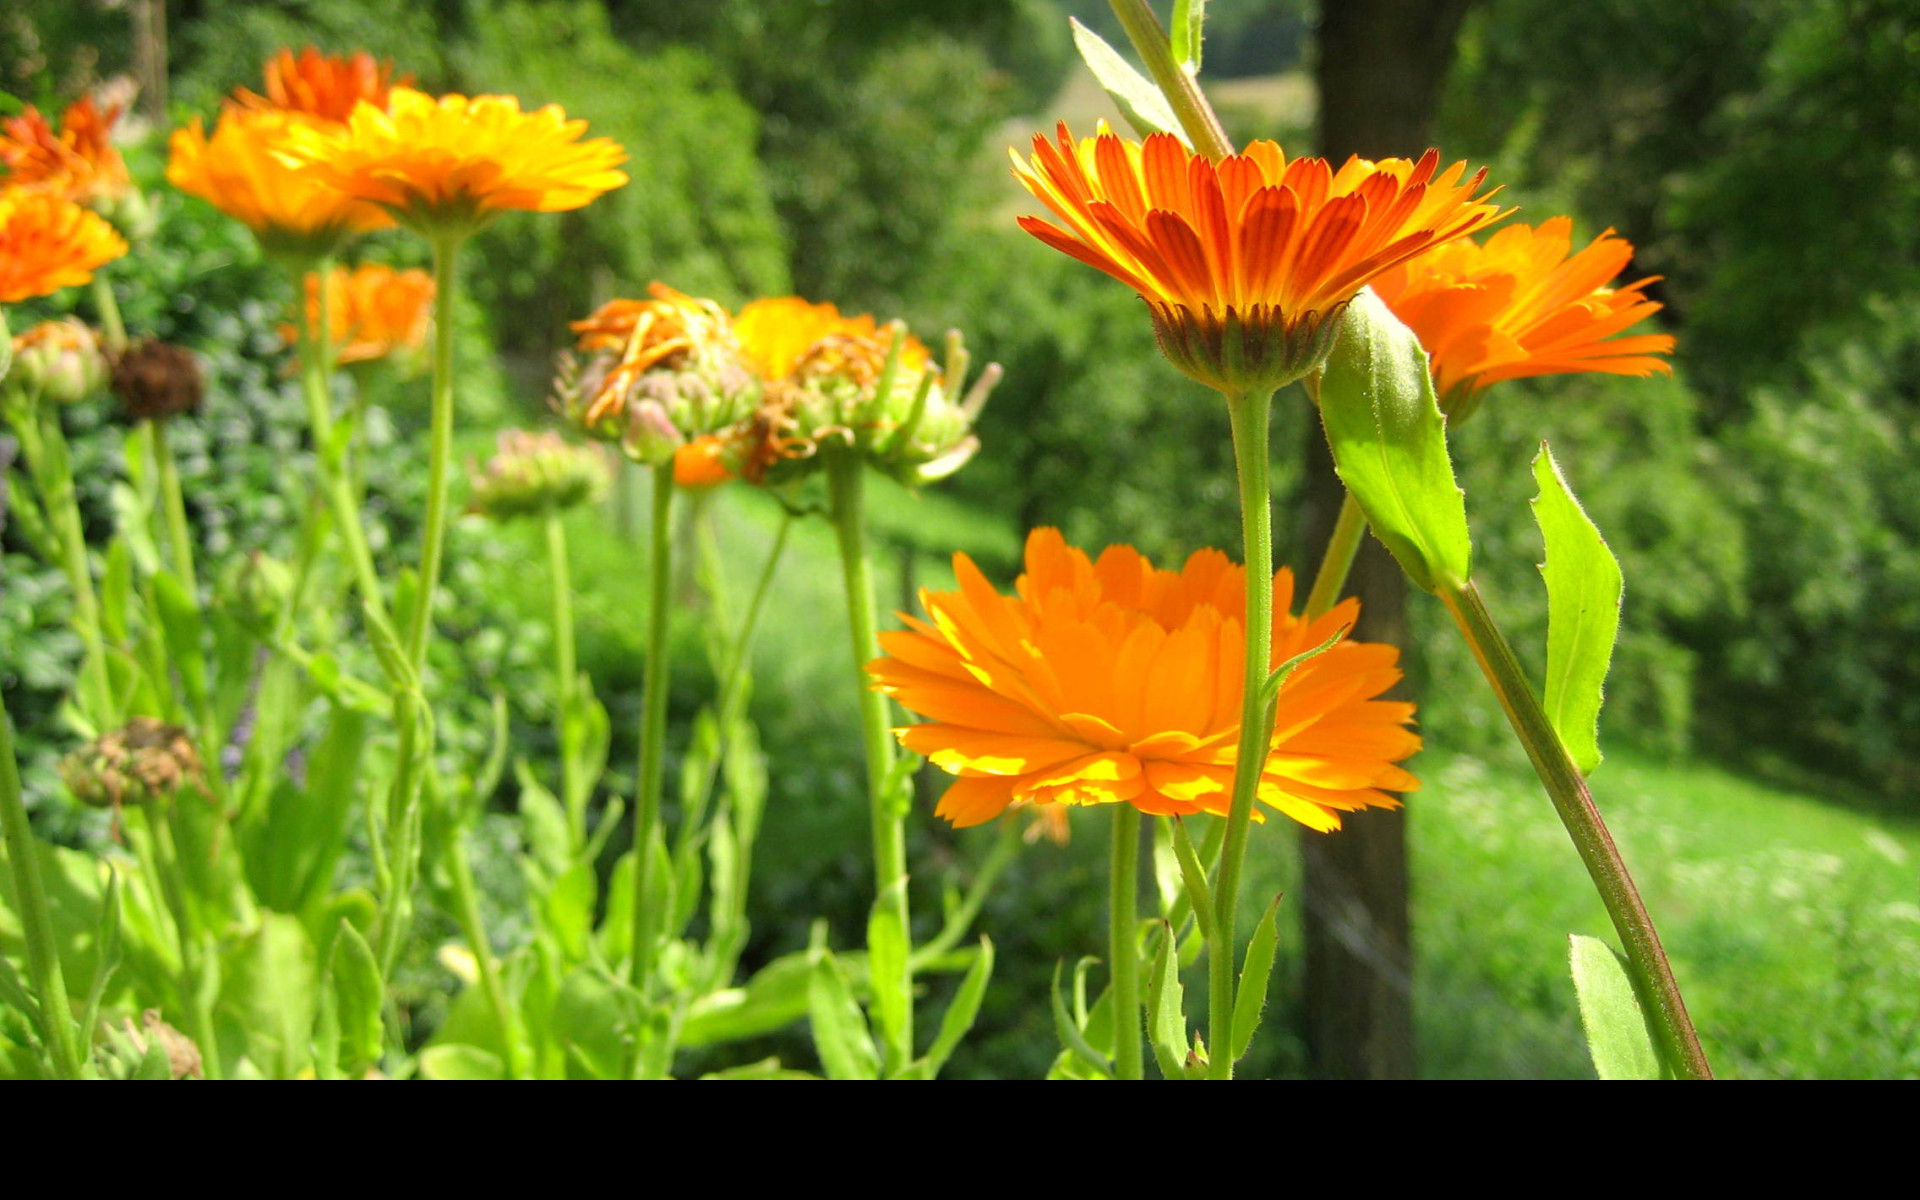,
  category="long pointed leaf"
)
[1532,445,1622,776]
